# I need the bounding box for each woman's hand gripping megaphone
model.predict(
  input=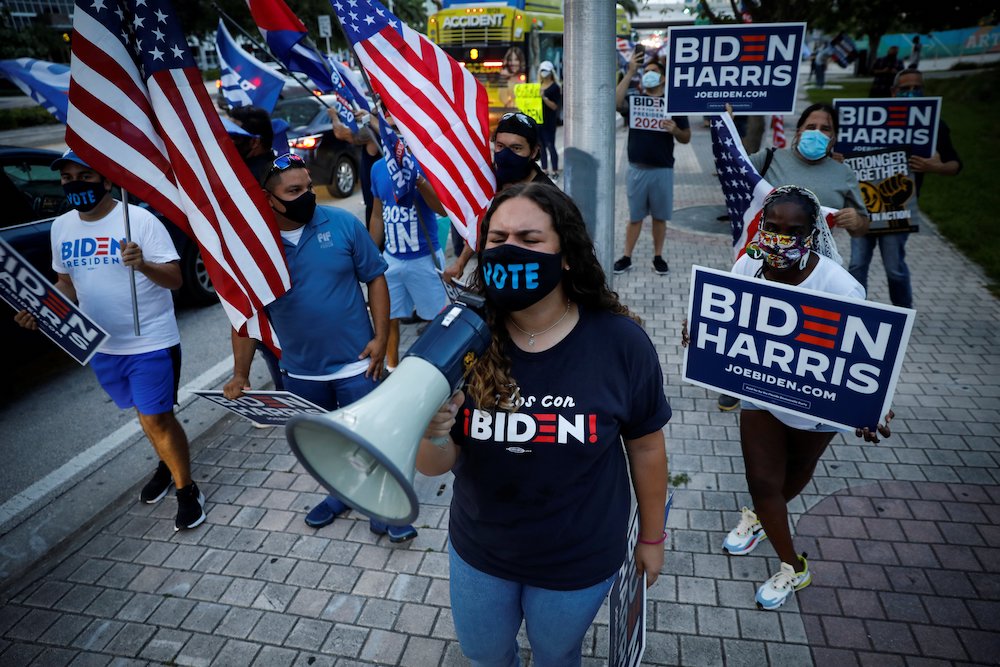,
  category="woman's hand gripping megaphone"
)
[417,391,465,476]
